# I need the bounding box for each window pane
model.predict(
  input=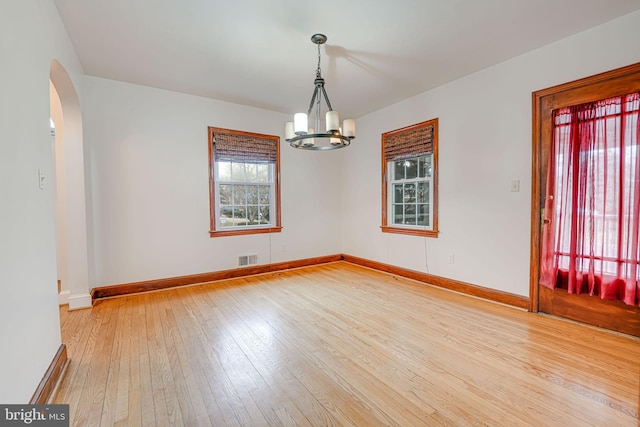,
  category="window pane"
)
[219,184,232,205]
[231,162,245,182]
[233,208,247,226]
[259,185,270,204]
[418,204,430,226]
[233,185,246,204]
[394,161,405,180]
[405,183,416,203]
[246,185,259,204]
[260,206,270,224]
[257,163,269,183]
[424,184,430,205]
[404,204,416,225]
[393,204,404,224]
[218,161,231,181]
[219,206,233,227]
[420,155,432,178]
[246,163,258,182]
[405,159,418,179]
[393,184,403,204]
[247,206,259,225]
[416,182,426,203]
